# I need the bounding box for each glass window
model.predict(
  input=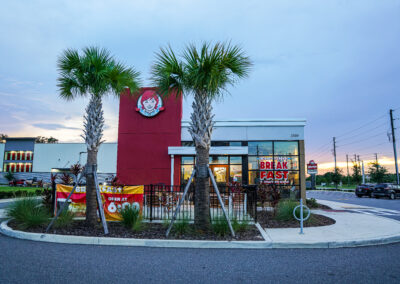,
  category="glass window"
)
[181,141,194,146]
[248,142,273,155]
[209,156,228,164]
[181,156,194,164]
[230,165,242,183]
[248,171,260,185]
[181,165,194,183]
[211,141,229,146]
[273,156,299,170]
[230,156,242,164]
[248,156,273,170]
[274,141,298,155]
[229,141,242,146]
